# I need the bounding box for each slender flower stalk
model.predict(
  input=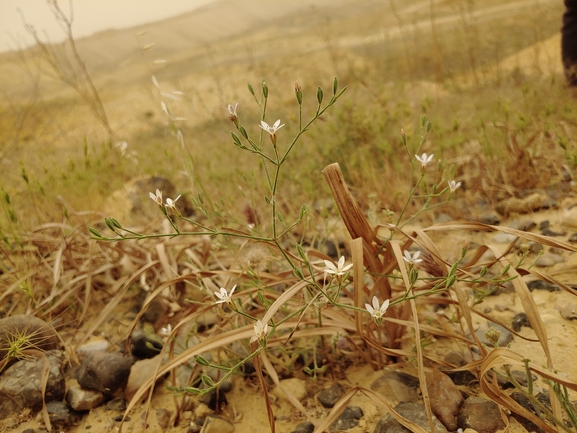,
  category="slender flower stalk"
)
[365,296,390,325]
